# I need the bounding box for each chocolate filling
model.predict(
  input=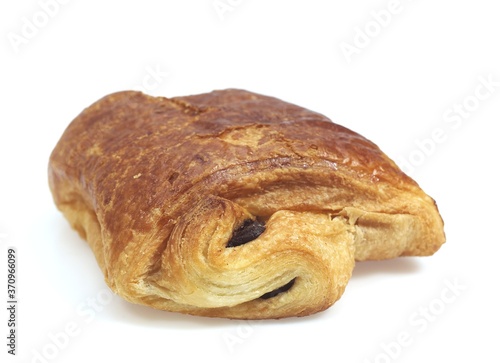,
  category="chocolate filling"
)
[260,278,296,299]
[227,219,266,248]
